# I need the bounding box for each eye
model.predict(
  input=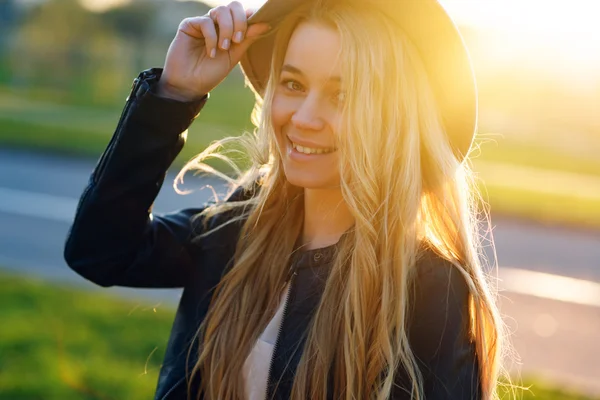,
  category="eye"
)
[282,79,304,92]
